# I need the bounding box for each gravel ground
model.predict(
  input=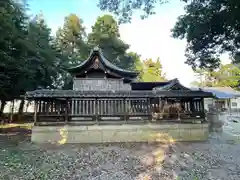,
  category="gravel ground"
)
[0,132,240,180]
